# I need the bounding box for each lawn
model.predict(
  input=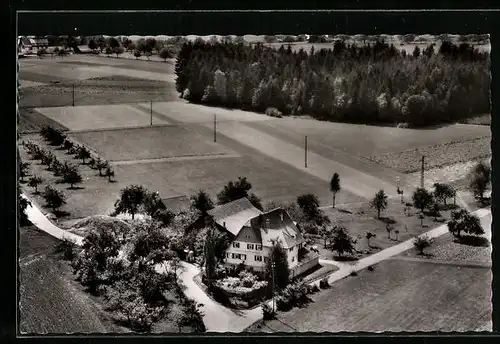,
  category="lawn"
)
[247,259,492,332]
[398,211,491,265]
[35,104,171,131]
[19,226,128,334]
[20,128,362,223]
[71,125,235,161]
[312,199,456,261]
